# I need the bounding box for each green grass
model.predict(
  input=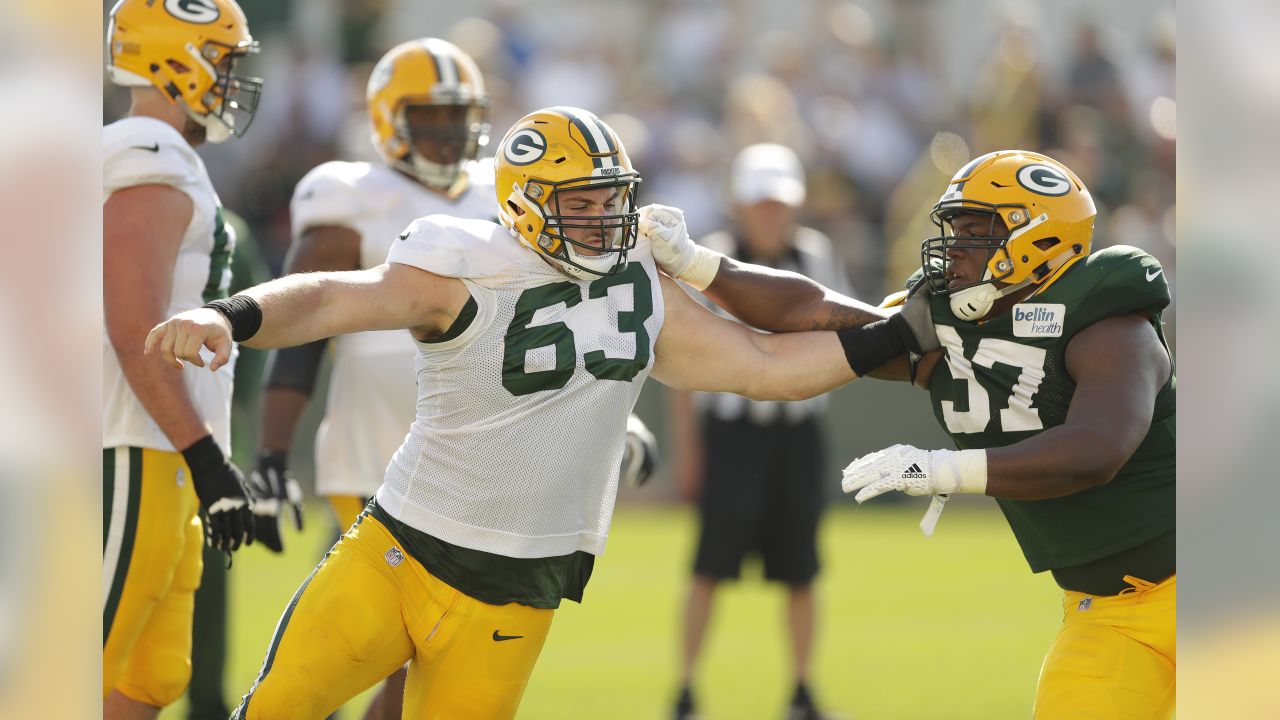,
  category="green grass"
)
[162,502,1060,719]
